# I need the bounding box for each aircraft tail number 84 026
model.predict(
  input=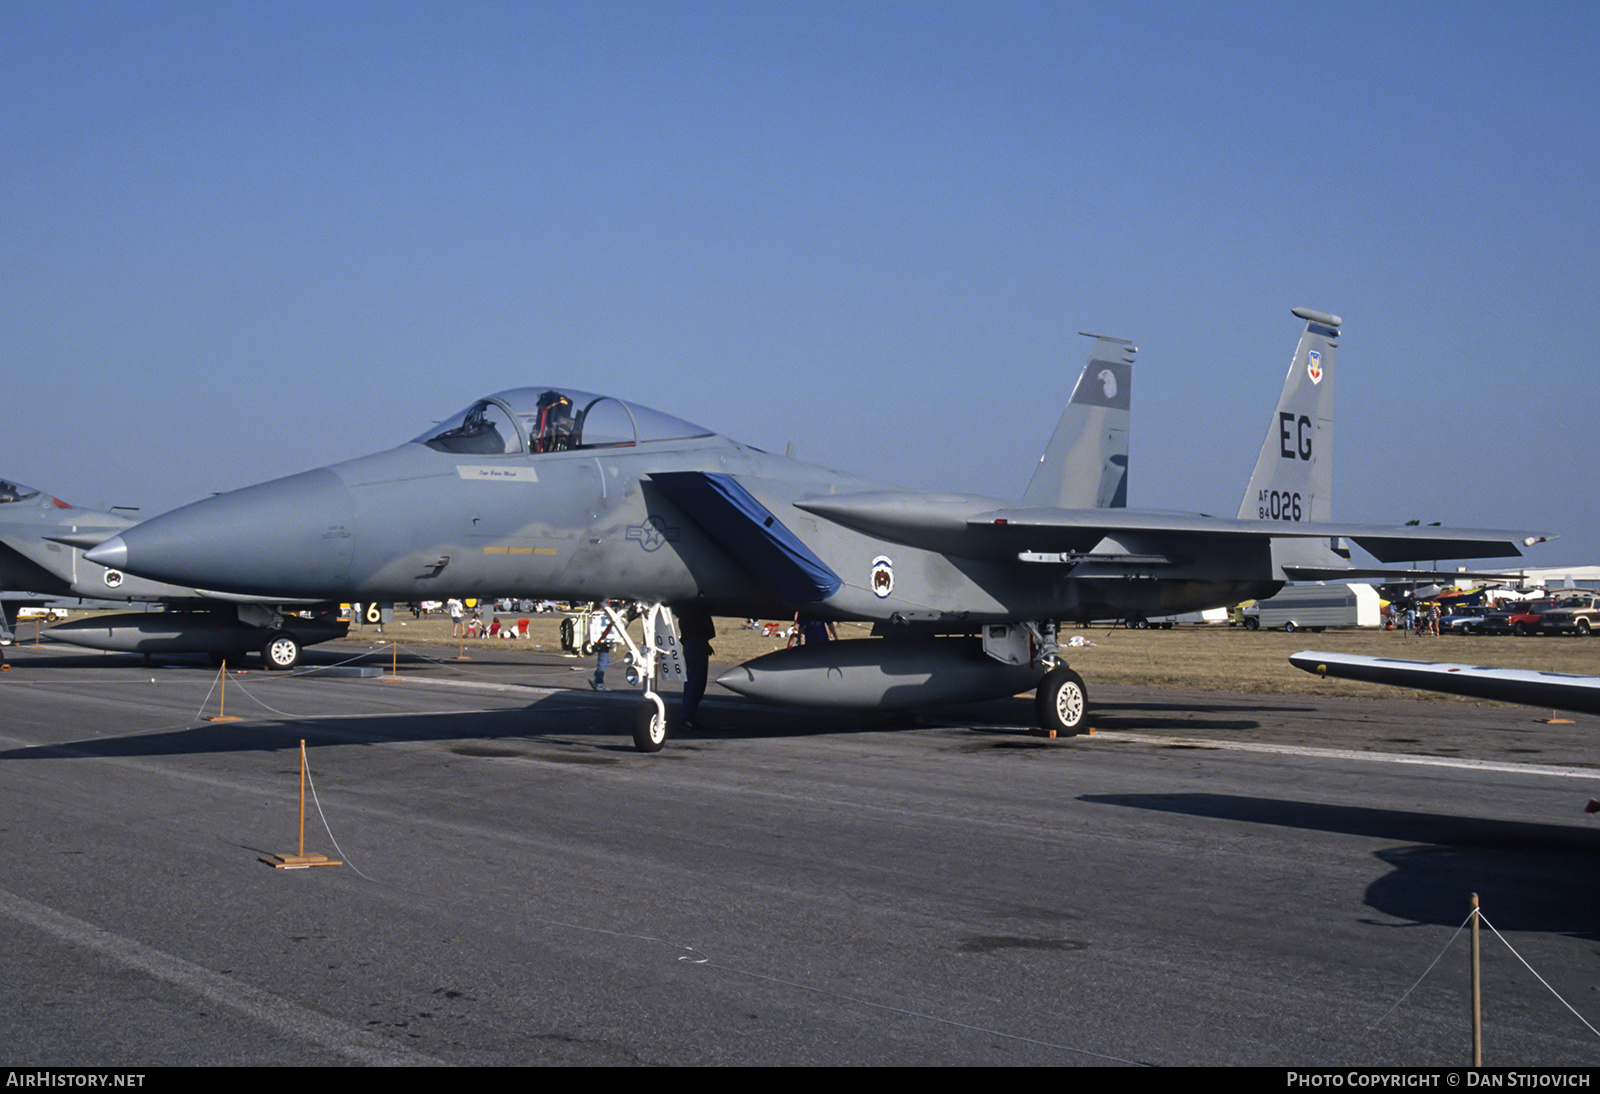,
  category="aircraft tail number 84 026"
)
[1257,489,1304,521]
